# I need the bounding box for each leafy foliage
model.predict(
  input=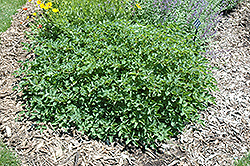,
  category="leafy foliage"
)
[15,11,218,147]
[221,0,244,10]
